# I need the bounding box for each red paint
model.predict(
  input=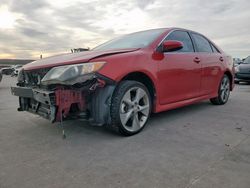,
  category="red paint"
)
[55,89,85,121]
[157,53,202,104]
[162,40,183,51]
[23,48,139,70]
